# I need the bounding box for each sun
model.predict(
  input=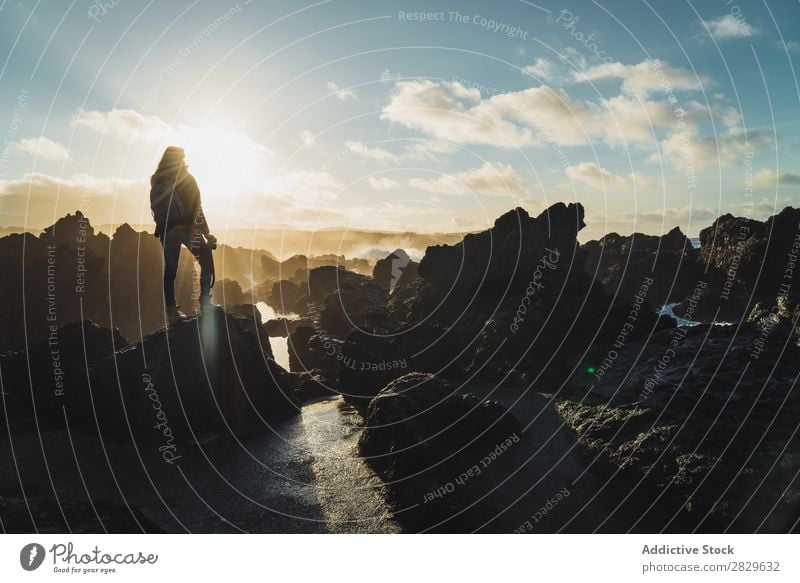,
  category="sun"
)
[177,125,270,205]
